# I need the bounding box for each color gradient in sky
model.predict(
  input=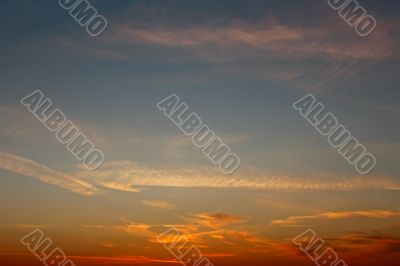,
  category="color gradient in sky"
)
[0,0,399,265]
